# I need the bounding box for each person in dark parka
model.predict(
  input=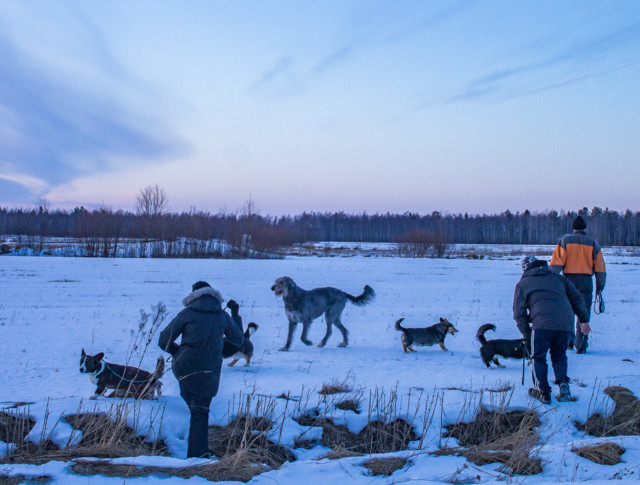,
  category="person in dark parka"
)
[158,281,243,458]
[513,256,590,404]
